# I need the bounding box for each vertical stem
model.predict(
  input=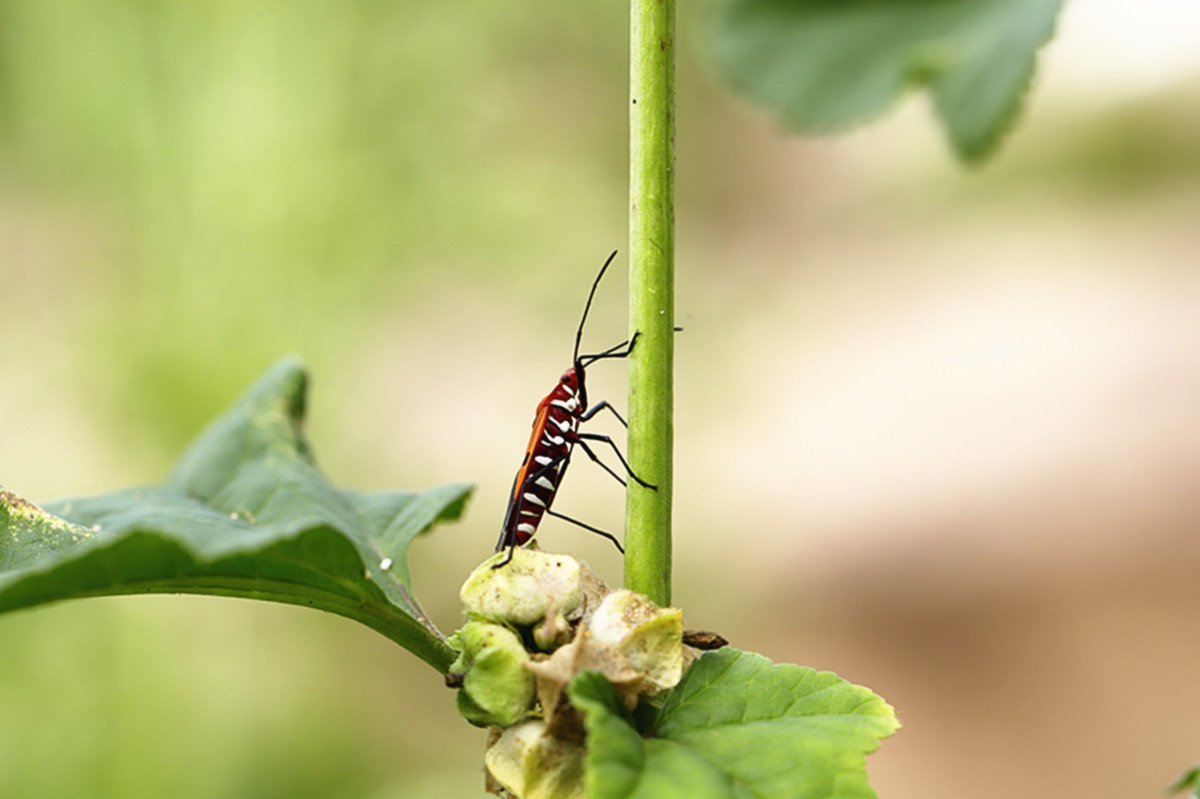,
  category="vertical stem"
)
[626,0,675,606]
